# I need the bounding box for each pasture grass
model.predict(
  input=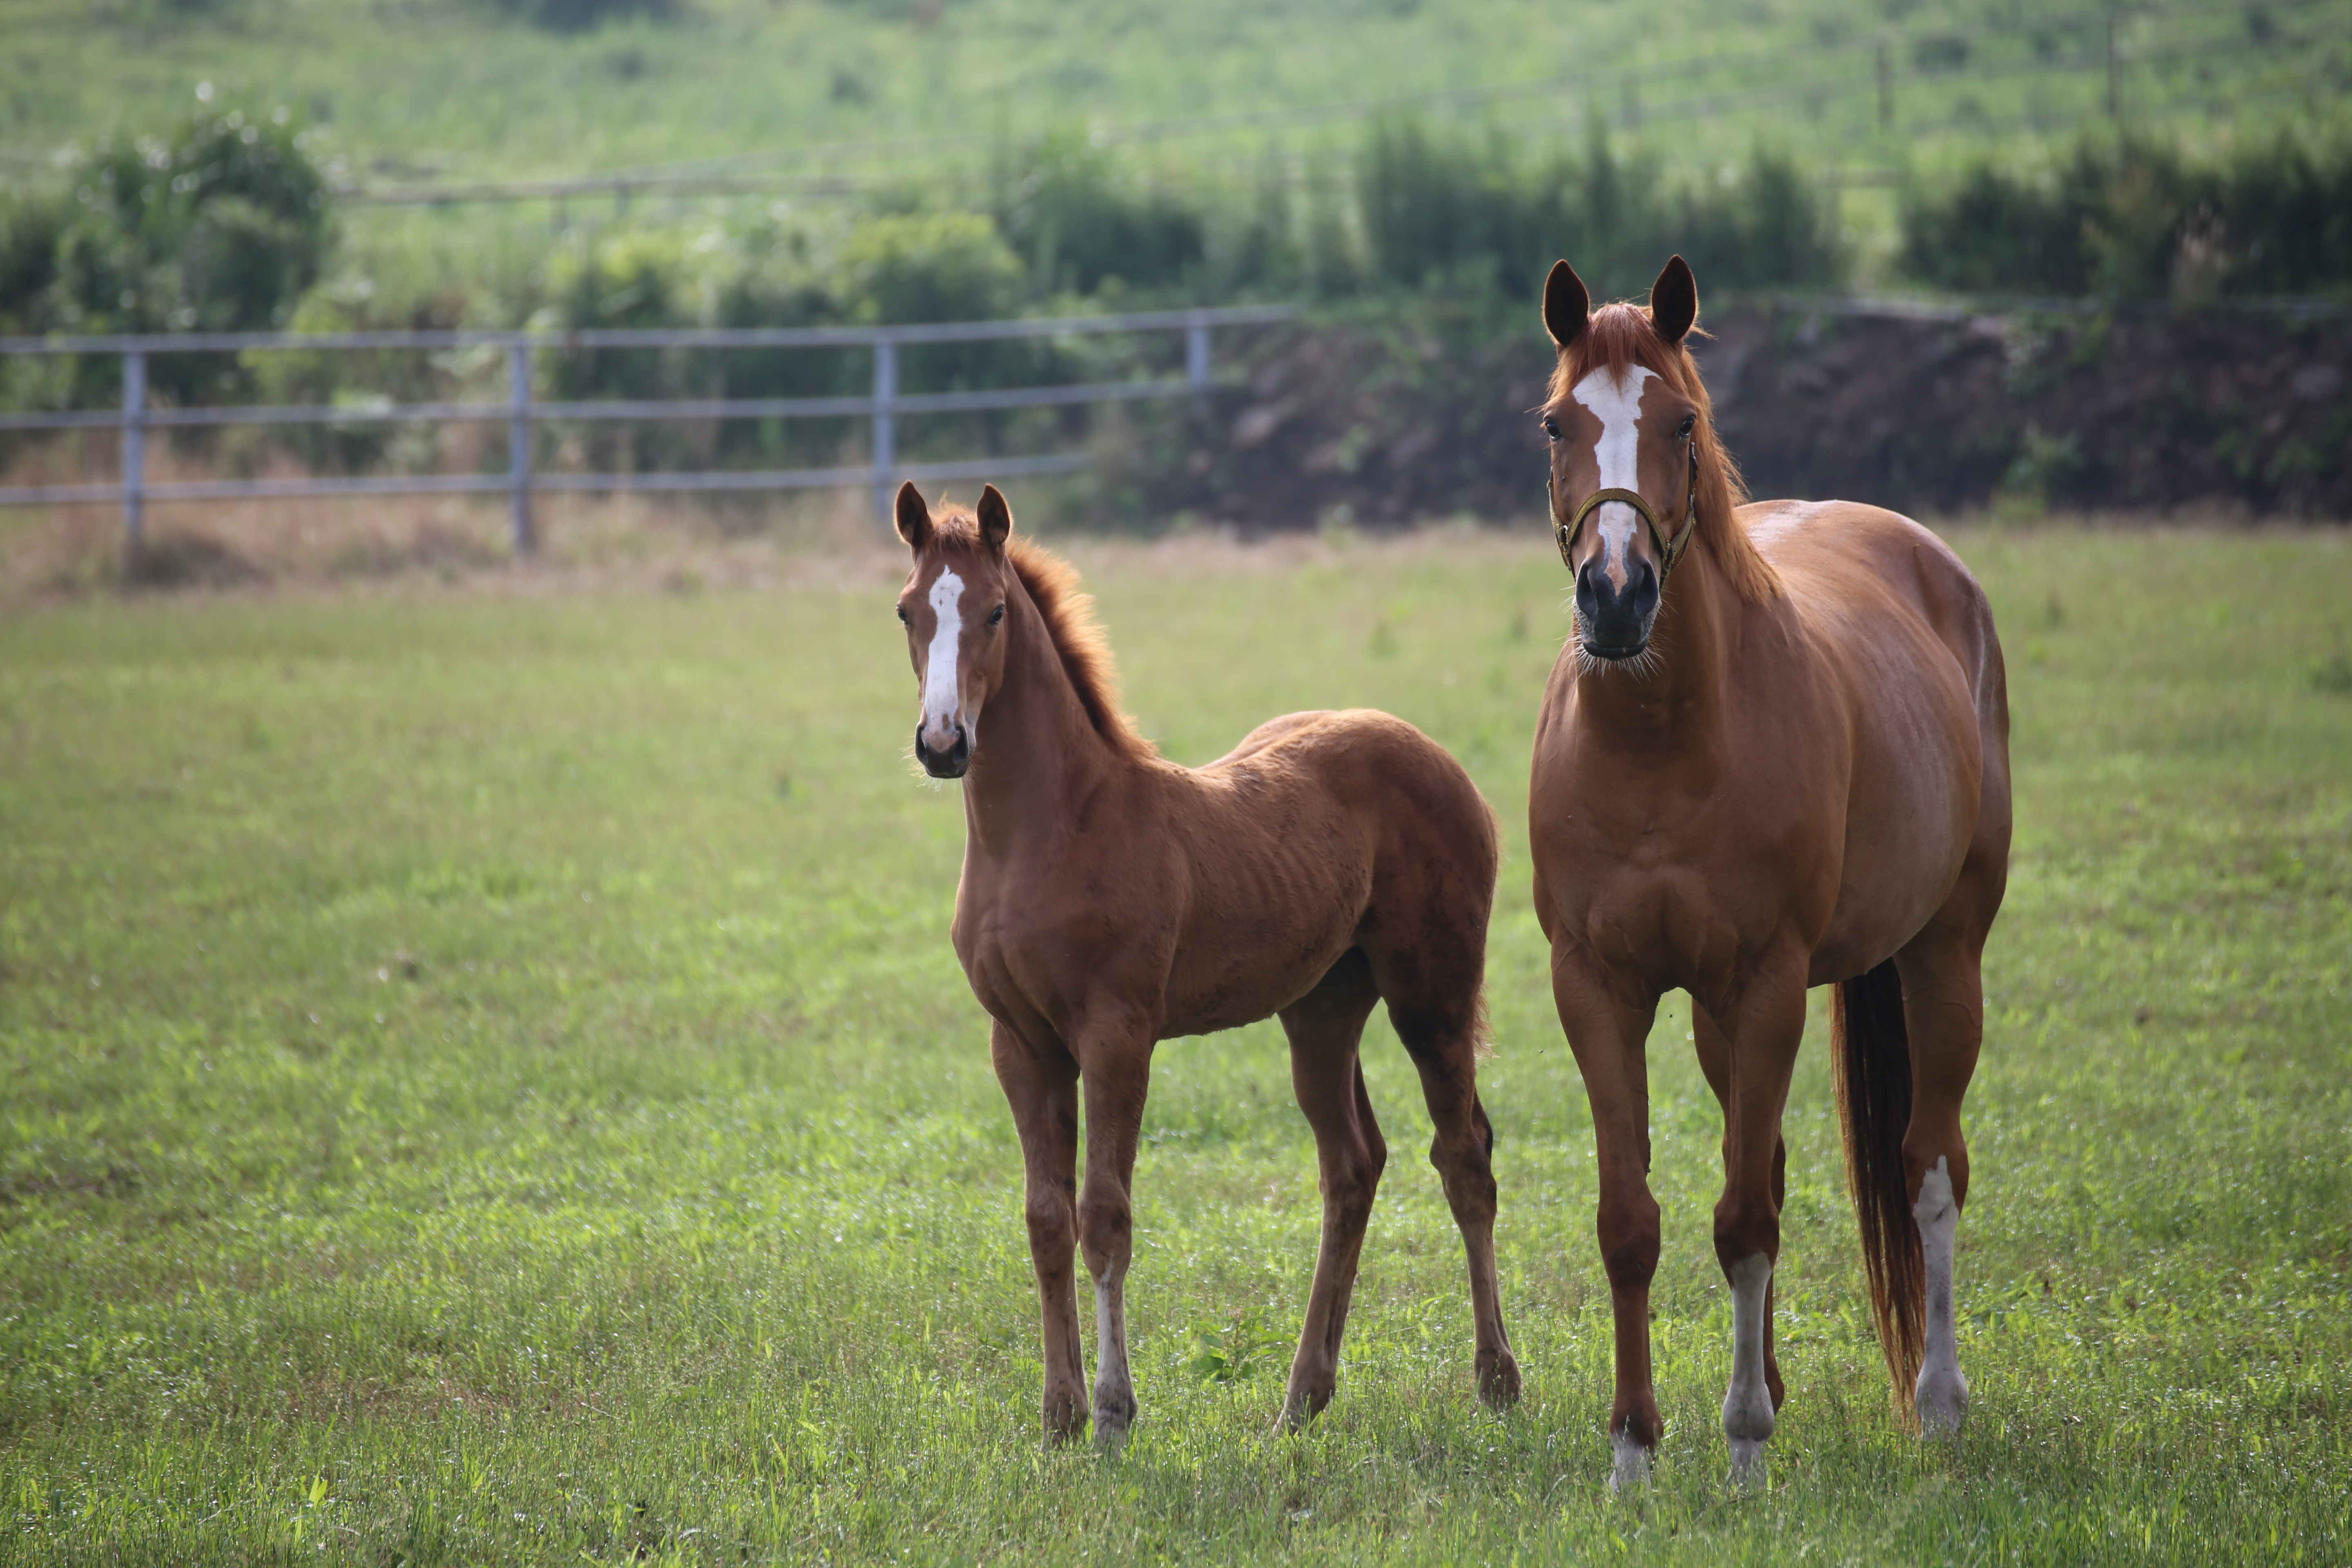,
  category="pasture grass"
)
[2,522,2348,1563]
